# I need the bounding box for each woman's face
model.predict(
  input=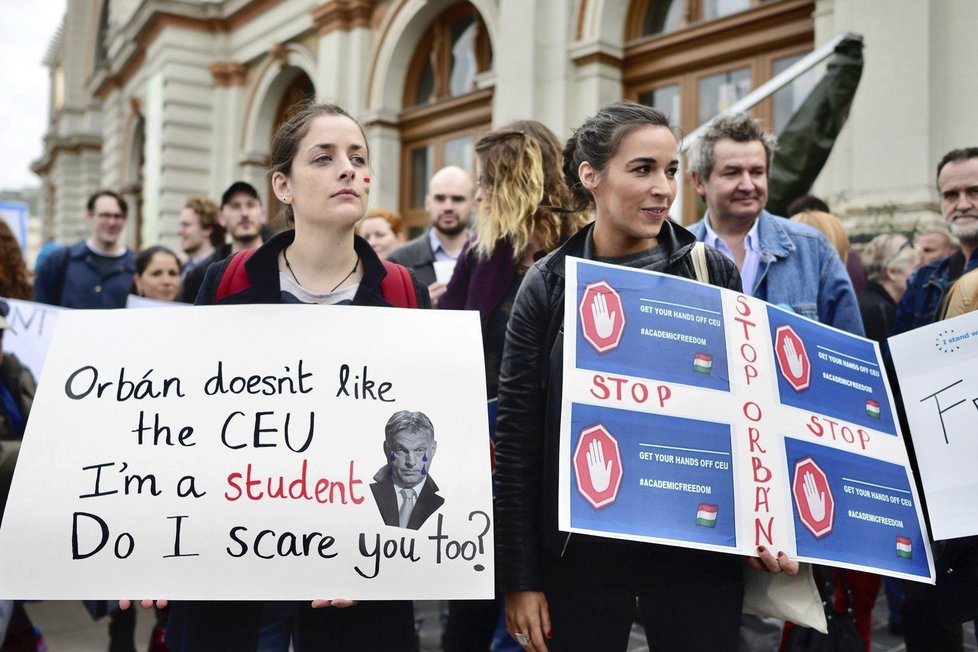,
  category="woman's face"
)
[136,252,180,301]
[274,114,370,230]
[584,125,678,256]
[358,217,403,258]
